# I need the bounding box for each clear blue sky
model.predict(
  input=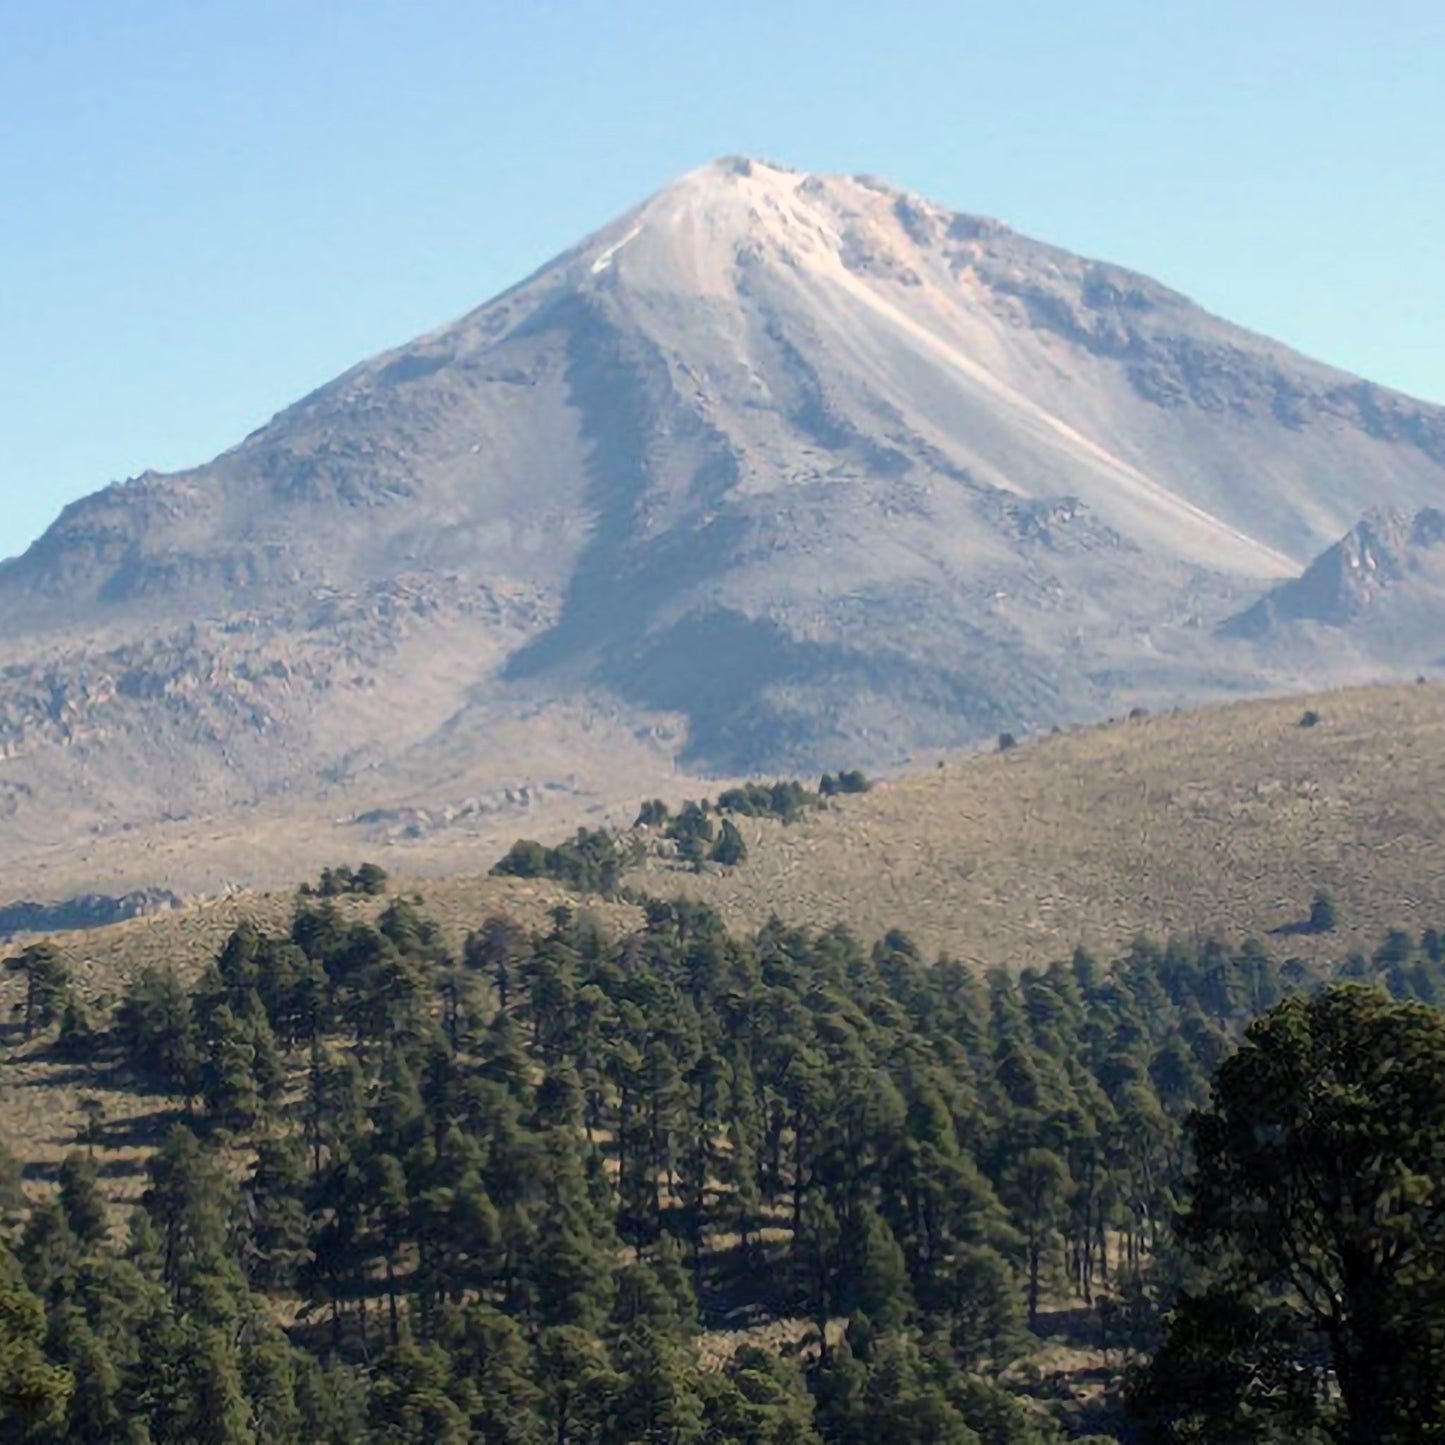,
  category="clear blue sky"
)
[2,0,1441,561]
